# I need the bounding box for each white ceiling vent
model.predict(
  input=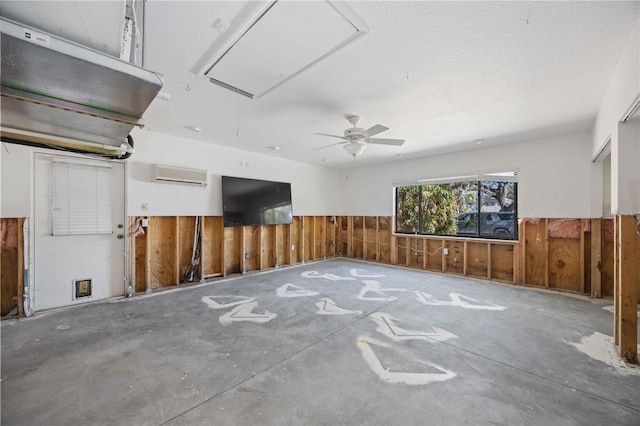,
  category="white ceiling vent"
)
[198,1,368,99]
[154,164,208,186]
